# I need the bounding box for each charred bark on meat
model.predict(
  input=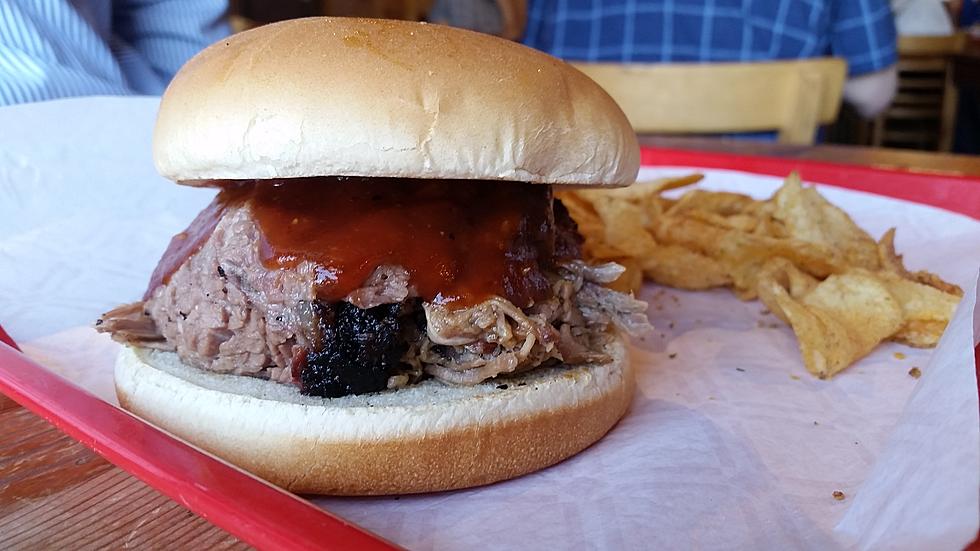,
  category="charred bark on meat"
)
[553,199,584,259]
[301,301,414,397]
